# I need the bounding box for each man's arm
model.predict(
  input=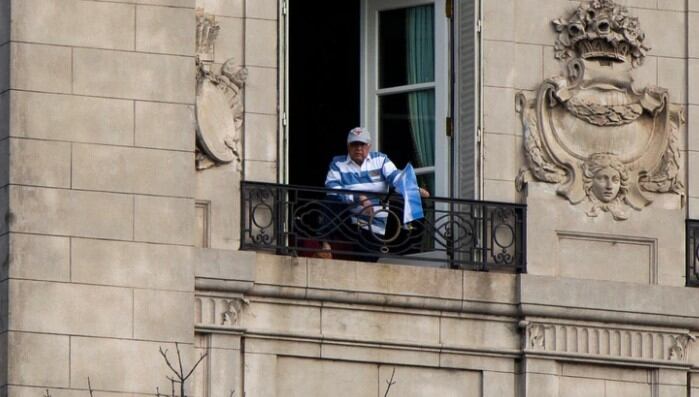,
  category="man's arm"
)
[325,160,355,203]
